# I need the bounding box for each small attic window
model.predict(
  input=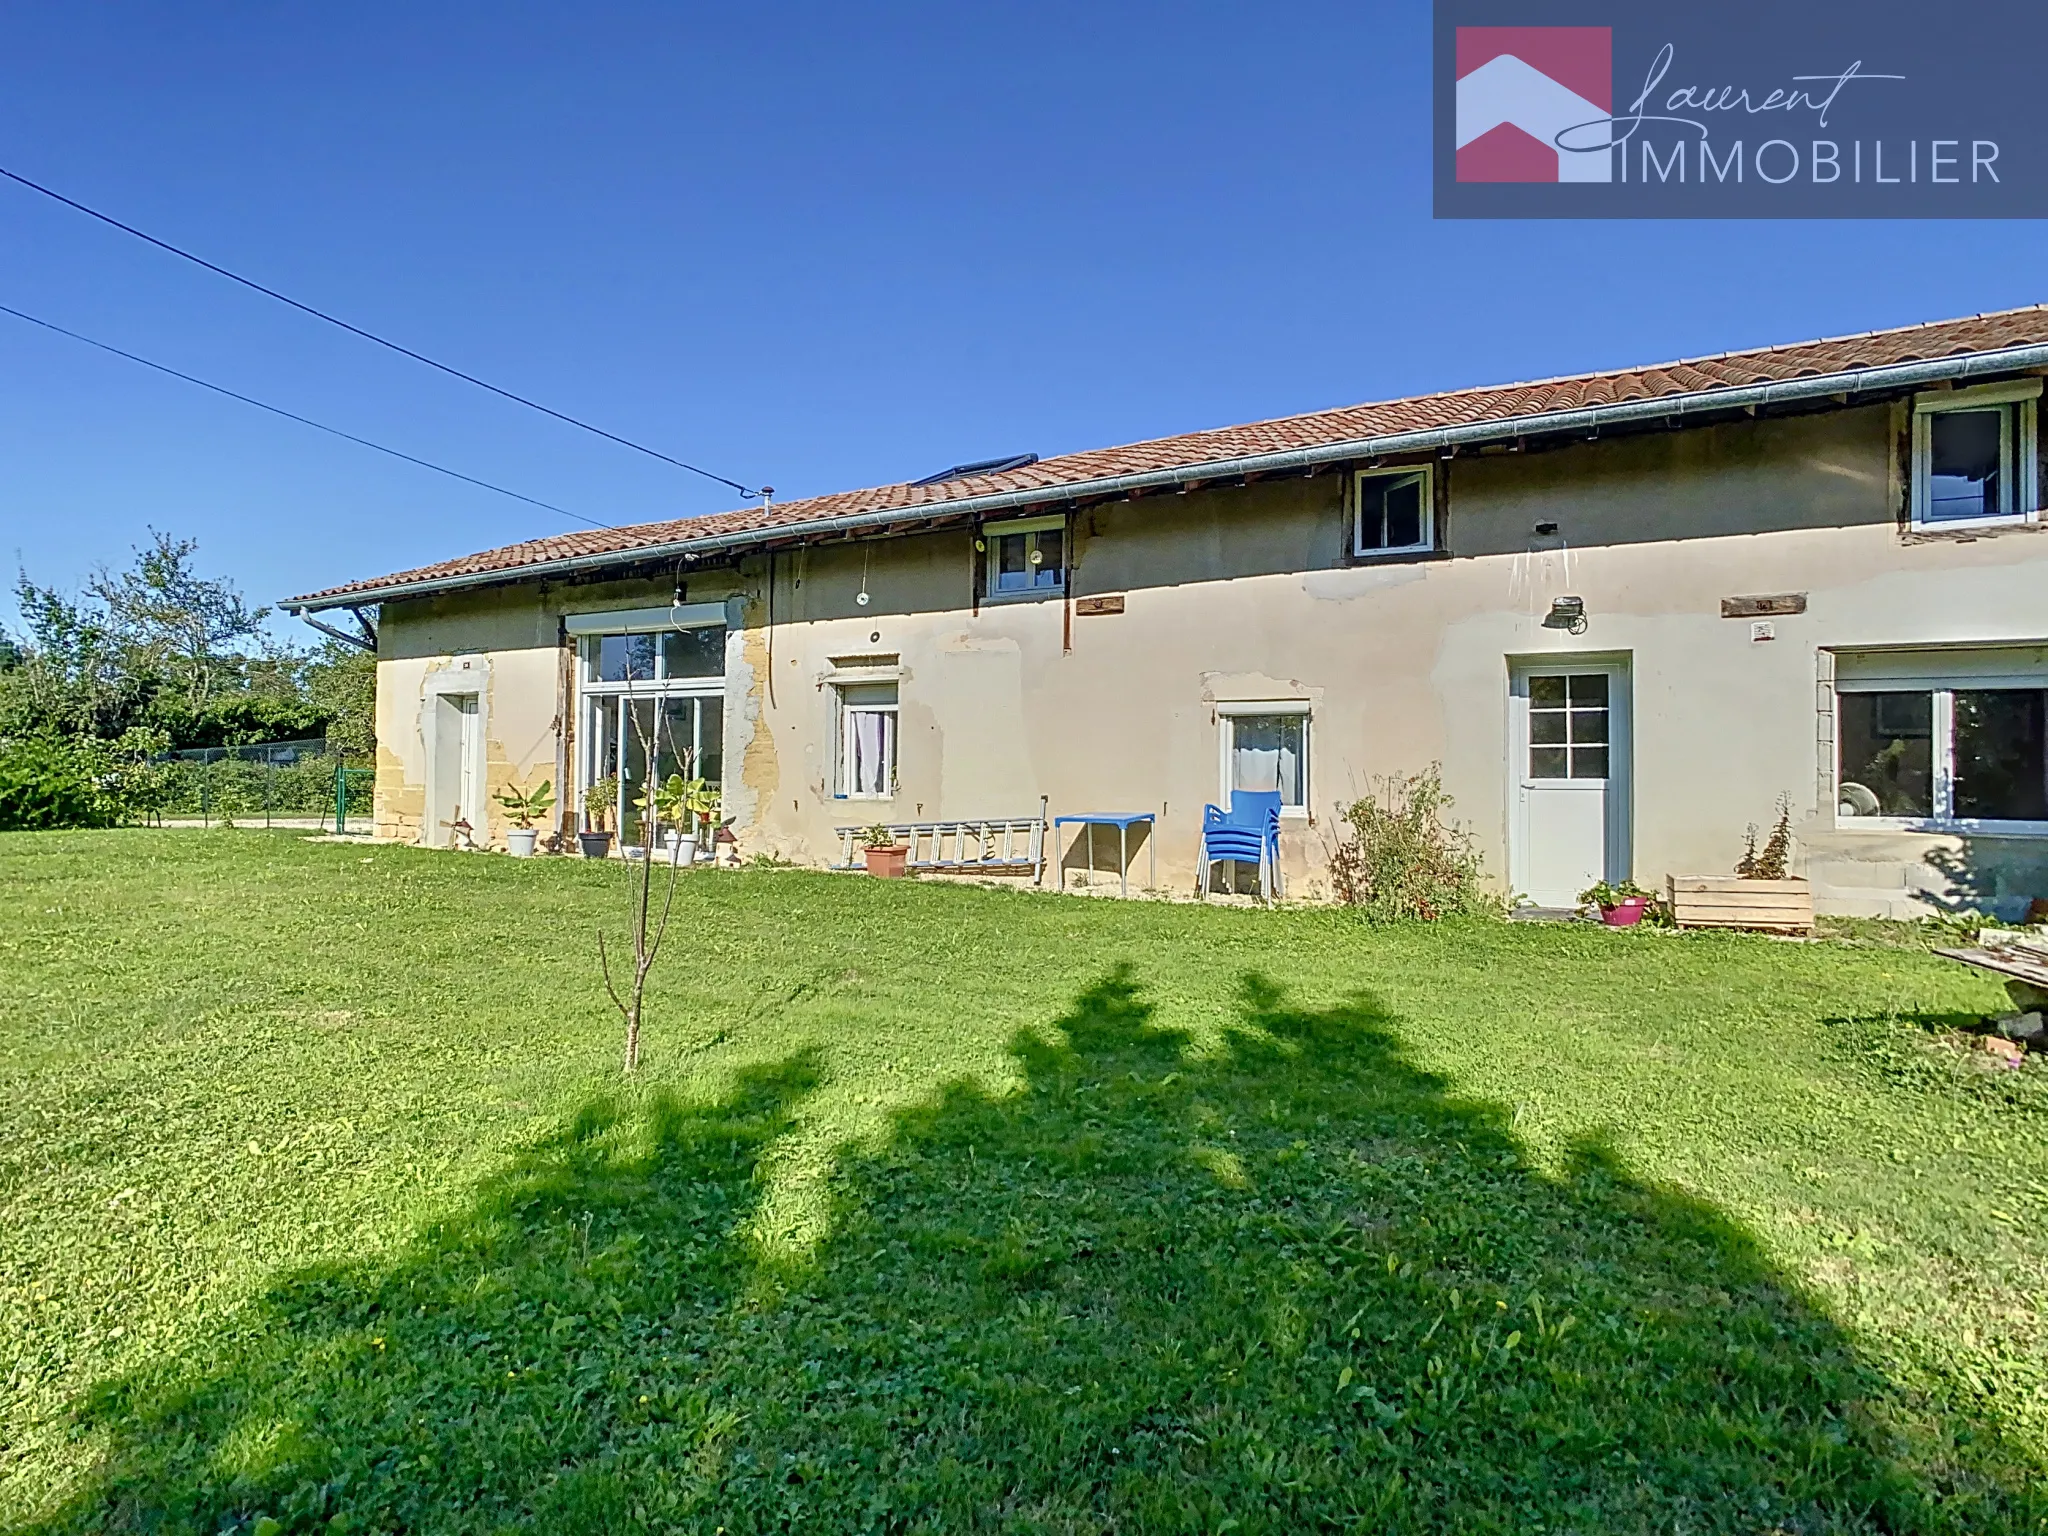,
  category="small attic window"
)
[980,514,1066,601]
[1912,380,2041,529]
[1354,466,1435,556]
